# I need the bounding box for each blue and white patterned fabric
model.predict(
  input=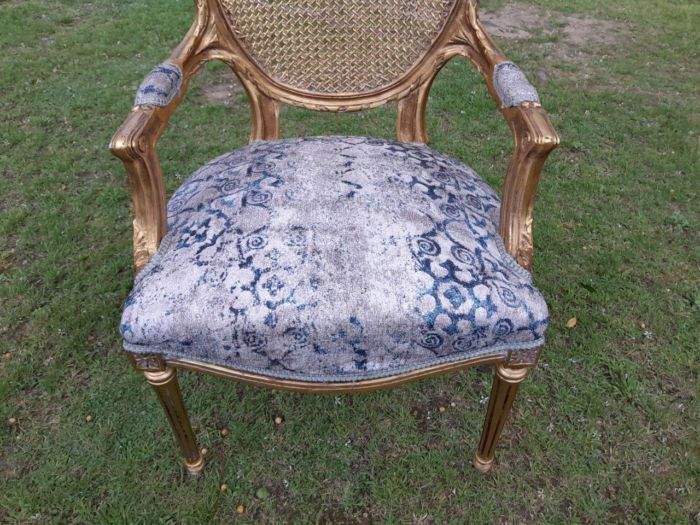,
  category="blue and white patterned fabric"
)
[134,62,183,107]
[121,137,548,382]
[493,62,540,109]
